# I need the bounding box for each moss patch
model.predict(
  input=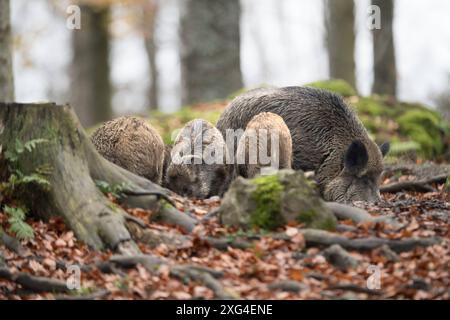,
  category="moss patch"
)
[249,174,284,229]
[397,110,444,158]
[306,79,357,97]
